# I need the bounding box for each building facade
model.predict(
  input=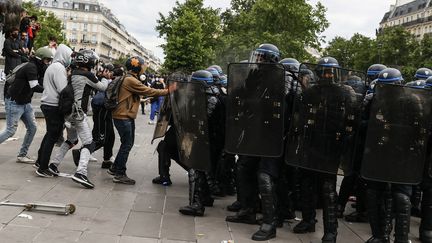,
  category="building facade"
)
[36,0,161,71]
[380,0,432,39]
